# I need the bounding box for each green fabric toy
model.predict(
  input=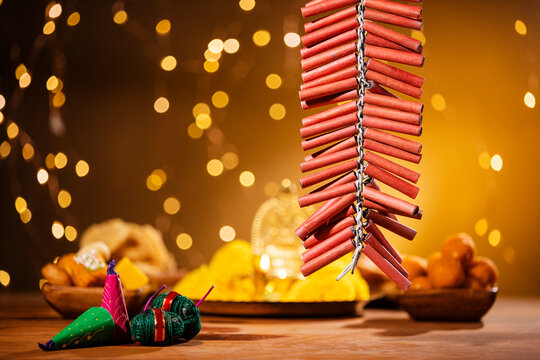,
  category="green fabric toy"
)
[150,292,201,340]
[130,308,185,346]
